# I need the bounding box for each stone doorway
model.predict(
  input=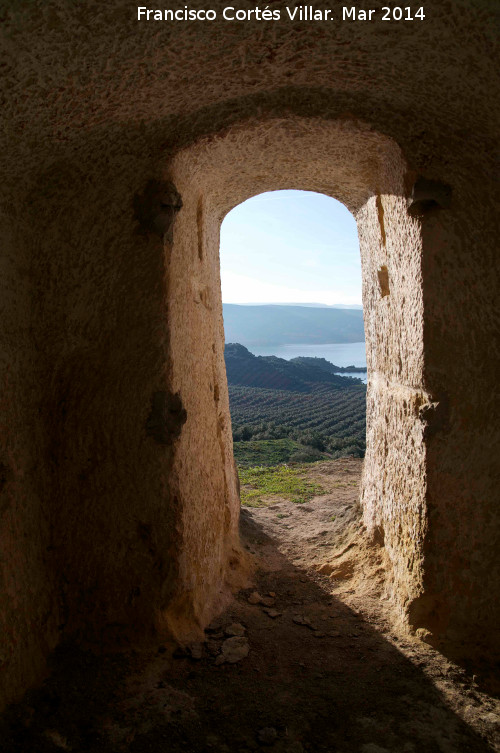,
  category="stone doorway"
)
[164,116,428,642]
